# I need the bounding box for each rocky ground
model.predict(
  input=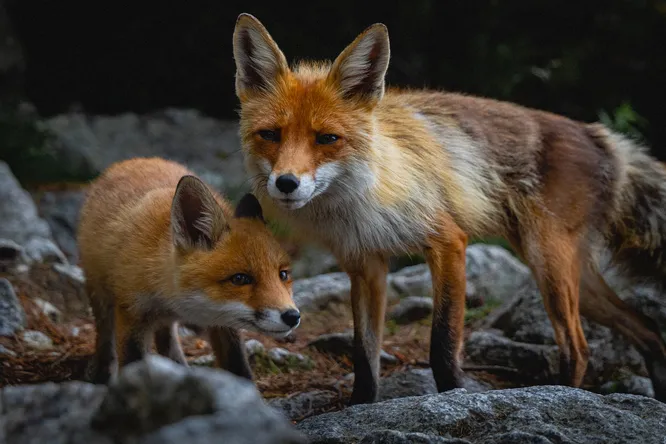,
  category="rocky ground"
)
[2,109,666,443]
